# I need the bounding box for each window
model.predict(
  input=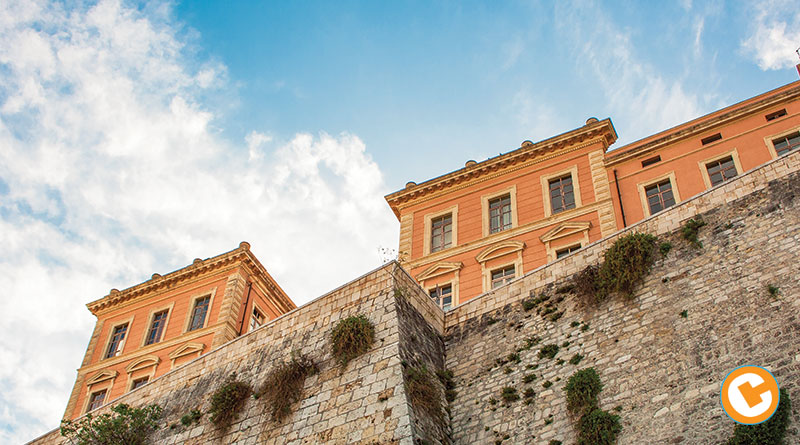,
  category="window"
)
[131,377,149,390]
[144,310,168,346]
[701,133,722,145]
[644,179,676,215]
[765,109,787,121]
[430,214,453,253]
[556,244,582,259]
[249,307,265,332]
[87,390,106,412]
[641,155,661,168]
[705,156,738,187]
[773,132,800,156]
[105,324,128,359]
[429,284,453,311]
[188,296,211,331]
[490,266,515,289]
[549,175,575,214]
[488,195,512,233]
